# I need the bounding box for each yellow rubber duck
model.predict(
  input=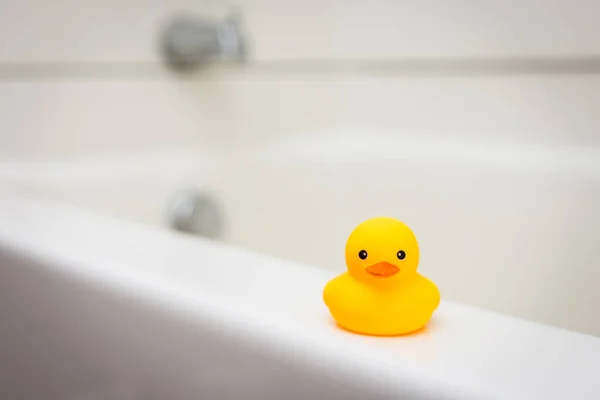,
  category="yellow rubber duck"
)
[323,217,440,336]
